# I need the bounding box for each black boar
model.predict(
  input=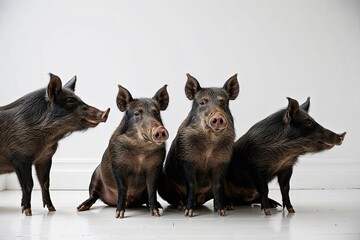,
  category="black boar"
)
[0,73,110,216]
[158,74,239,217]
[77,84,169,219]
[225,97,346,215]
